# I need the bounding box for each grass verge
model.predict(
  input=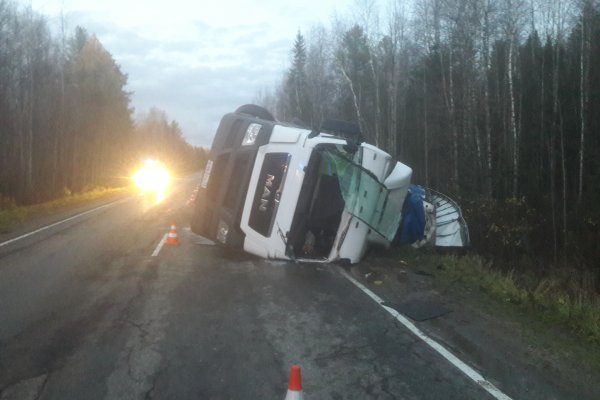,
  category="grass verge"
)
[388,247,600,346]
[0,186,133,234]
